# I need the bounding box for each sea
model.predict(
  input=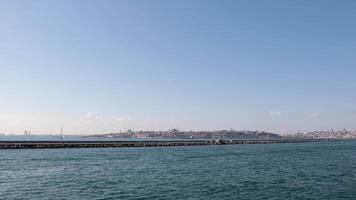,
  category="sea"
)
[1,140,355,199]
